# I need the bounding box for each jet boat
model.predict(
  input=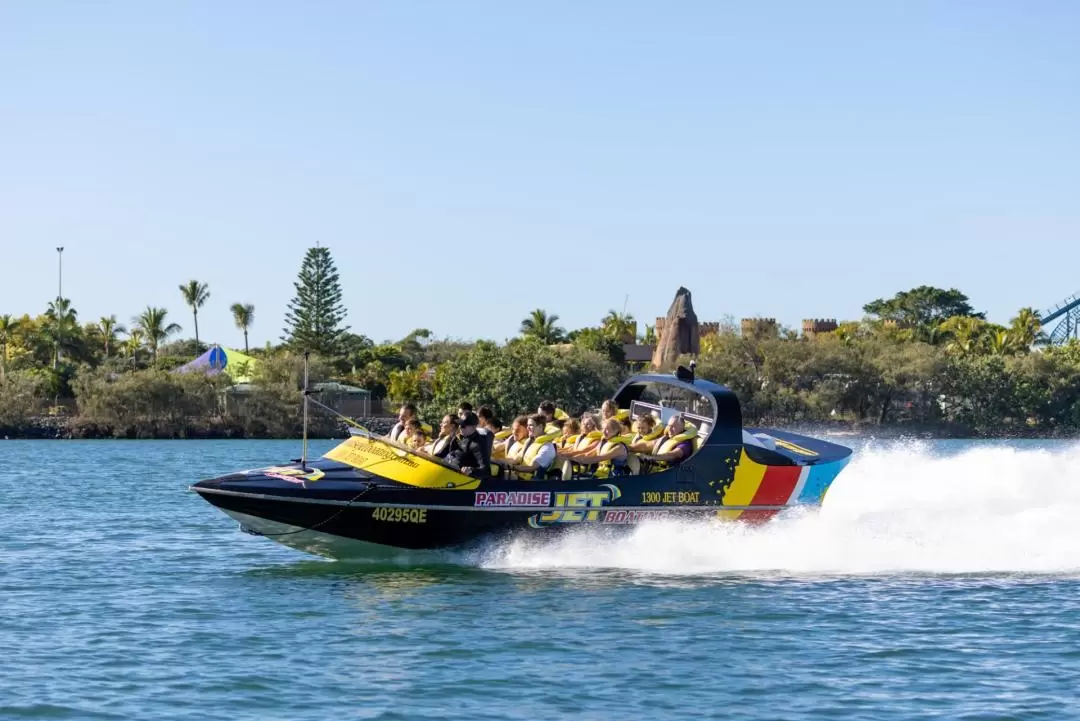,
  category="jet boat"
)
[190,368,852,559]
